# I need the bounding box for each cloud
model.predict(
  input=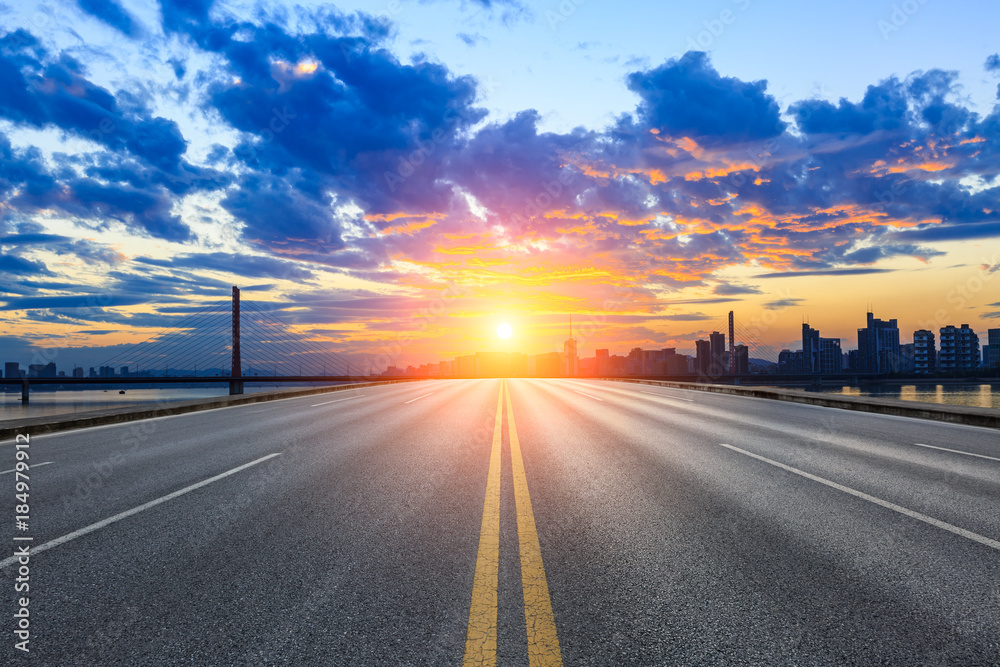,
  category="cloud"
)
[0,294,151,310]
[75,0,141,36]
[626,52,786,146]
[713,283,763,295]
[986,54,1000,73]
[0,252,52,276]
[754,268,896,278]
[135,252,317,282]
